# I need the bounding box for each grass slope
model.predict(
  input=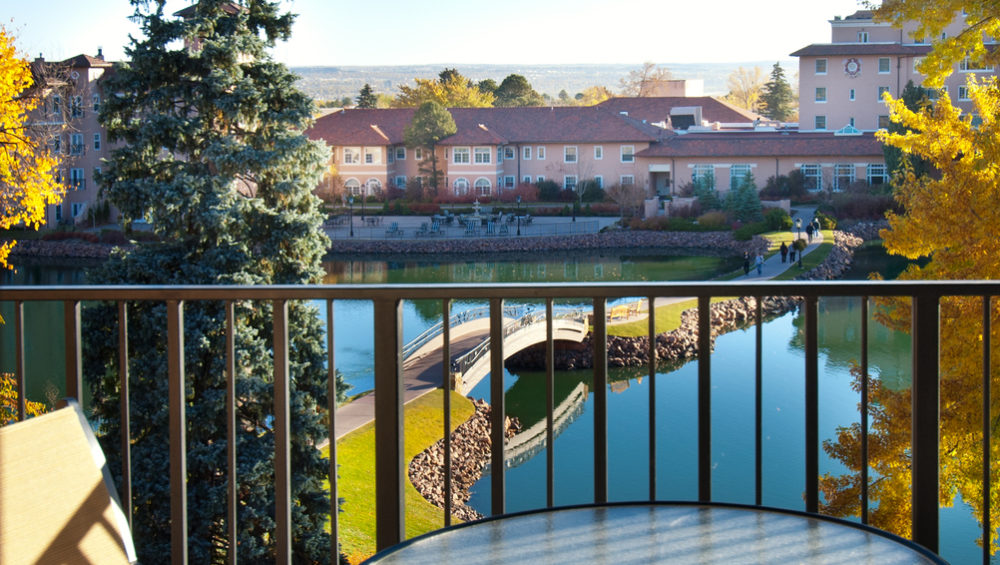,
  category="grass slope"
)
[328,389,475,563]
